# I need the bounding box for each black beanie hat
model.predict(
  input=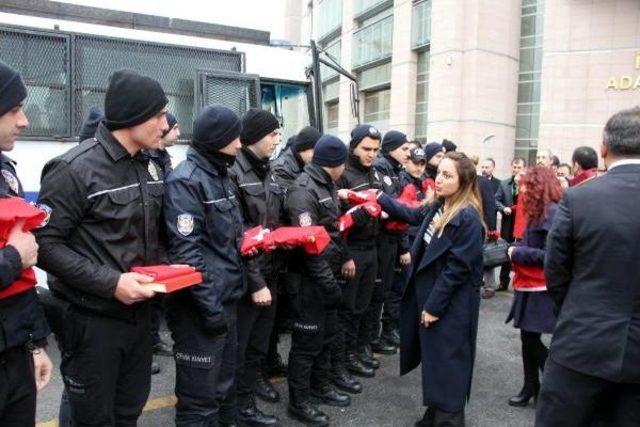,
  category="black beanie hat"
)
[162,112,178,138]
[424,142,444,163]
[312,135,348,167]
[78,107,104,141]
[295,126,322,152]
[240,108,279,145]
[192,106,241,150]
[104,70,168,130]
[381,130,408,154]
[0,60,27,117]
[442,139,457,152]
[350,124,381,149]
